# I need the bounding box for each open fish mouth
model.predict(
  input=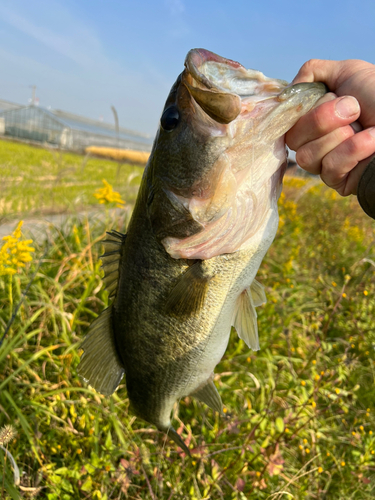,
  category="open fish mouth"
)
[160,49,326,260]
